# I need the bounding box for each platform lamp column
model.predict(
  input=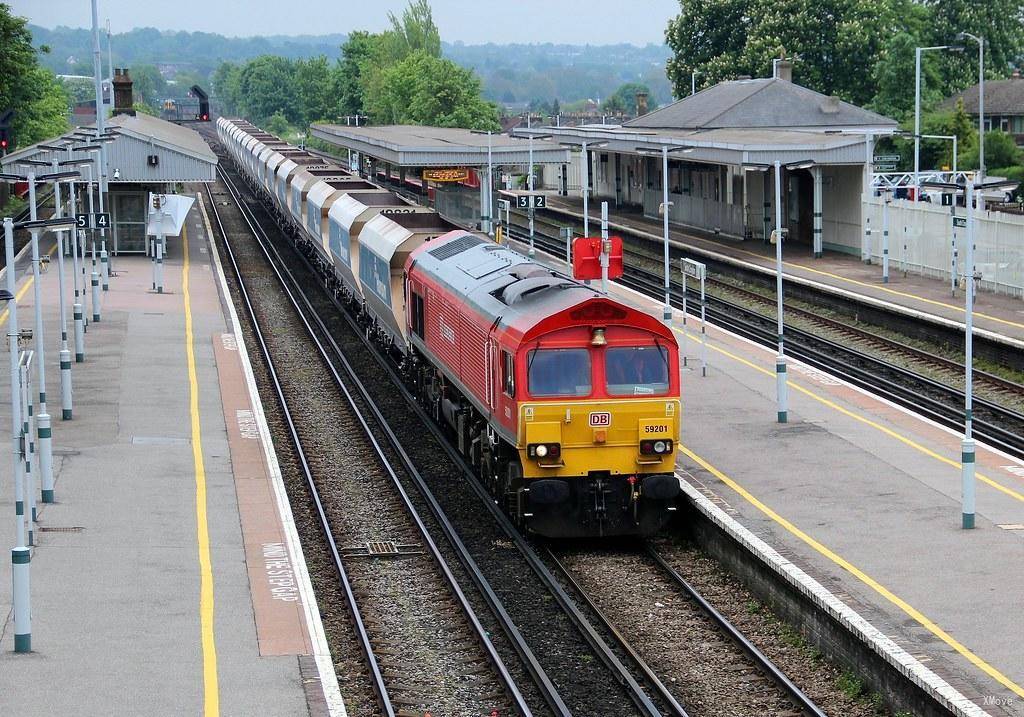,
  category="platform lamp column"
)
[915,46,962,199]
[773,160,788,423]
[660,146,672,324]
[25,170,66,505]
[3,216,27,651]
[62,156,94,364]
[485,131,493,235]
[961,180,976,529]
[42,151,77,421]
[600,202,610,294]
[957,32,985,184]
[527,114,535,257]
